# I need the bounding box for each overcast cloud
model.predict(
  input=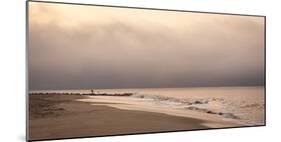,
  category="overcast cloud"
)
[28,2,265,90]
